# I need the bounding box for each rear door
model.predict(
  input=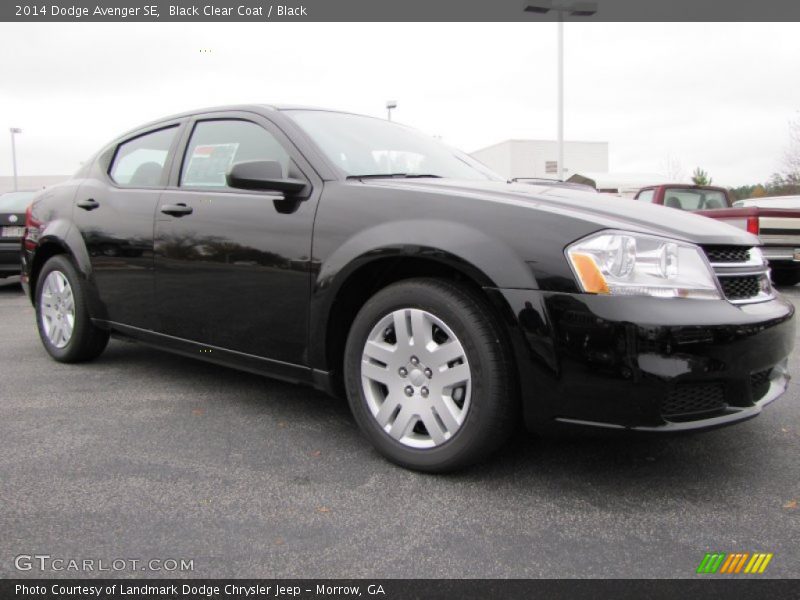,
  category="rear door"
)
[154,112,319,368]
[73,123,183,329]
